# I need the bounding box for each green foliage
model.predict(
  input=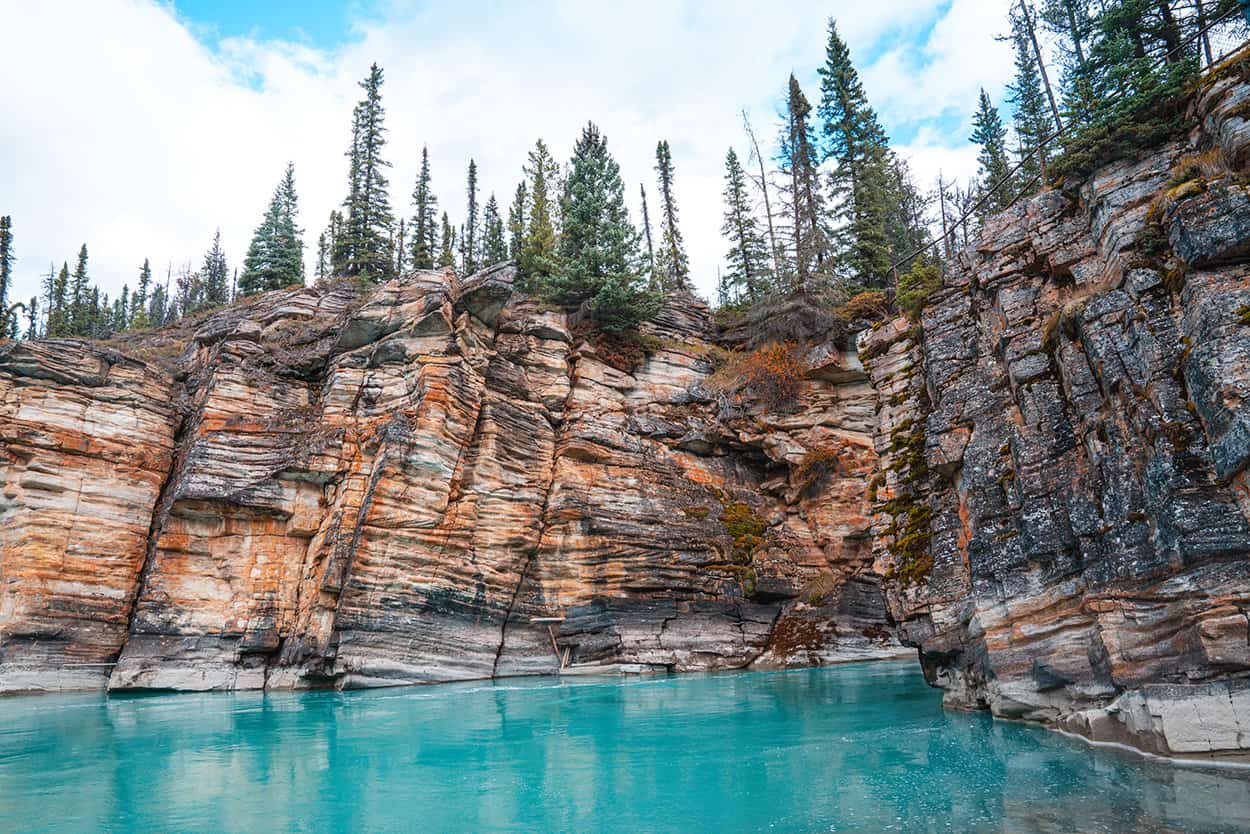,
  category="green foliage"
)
[533,122,659,333]
[337,64,395,283]
[409,146,439,270]
[971,89,1014,216]
[778,75,829,291]
[480,194,507,266]
[720,148,771,305]
[718,496,768,563]
[519,139,559,285]
[507,181,527,262]
[654,140,690,290]
[895,261,941,320]
[241,164,304,295]
[459,159,480,274]
[0,216,11,323]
